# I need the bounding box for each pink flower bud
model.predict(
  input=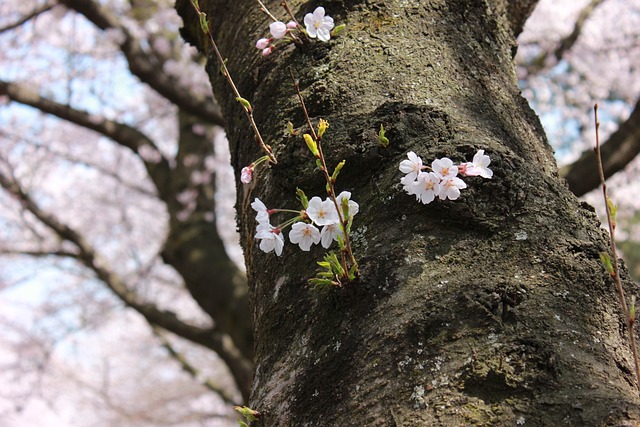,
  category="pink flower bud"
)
[286,20,297,29]
[261,46,274,56]
[241,165,254,184]
[269,21,287,39]
[256,38,270,49]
